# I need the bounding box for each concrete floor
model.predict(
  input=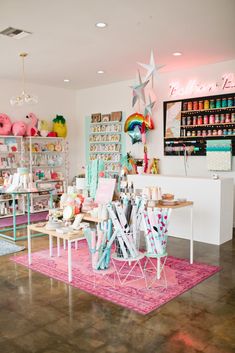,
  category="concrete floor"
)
[0,233,234,353]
